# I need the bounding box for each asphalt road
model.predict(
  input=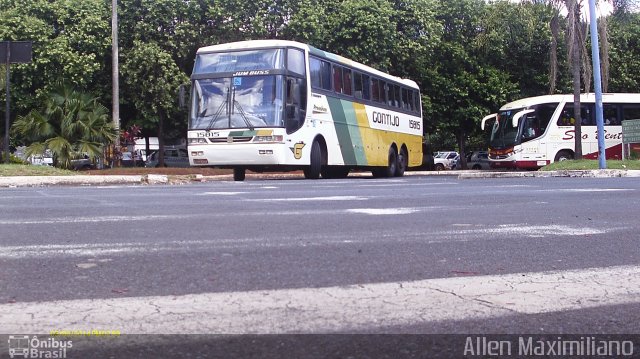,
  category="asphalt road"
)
[1,175,639,358]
